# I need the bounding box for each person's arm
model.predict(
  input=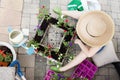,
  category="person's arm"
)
[84,47,101,57]
[62,11,84,19]
[74,39,89,53]
[74,39,101,57]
